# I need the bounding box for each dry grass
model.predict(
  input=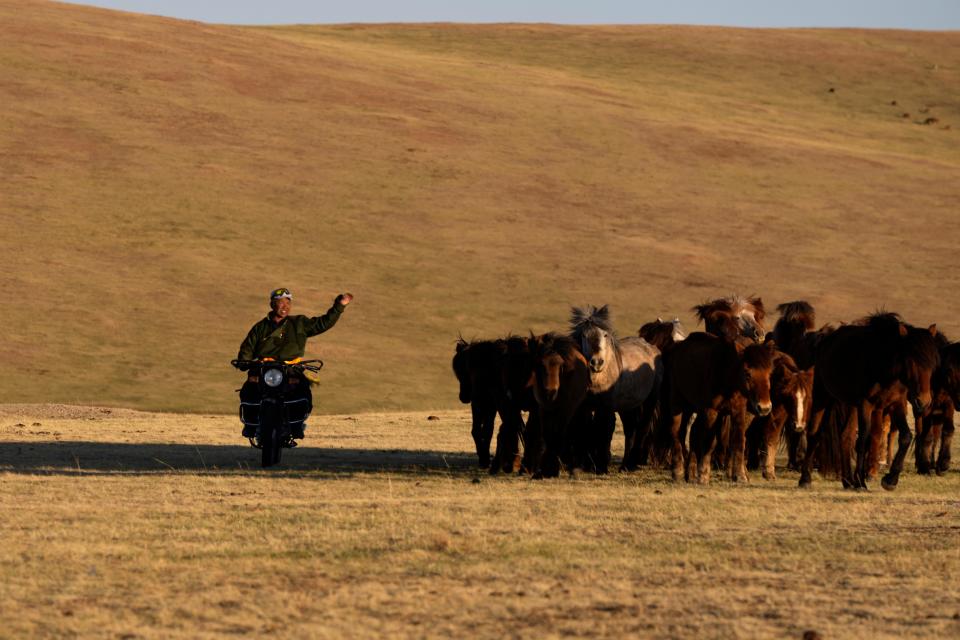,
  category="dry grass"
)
[1,404,958,638]
[1,2,959,413]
